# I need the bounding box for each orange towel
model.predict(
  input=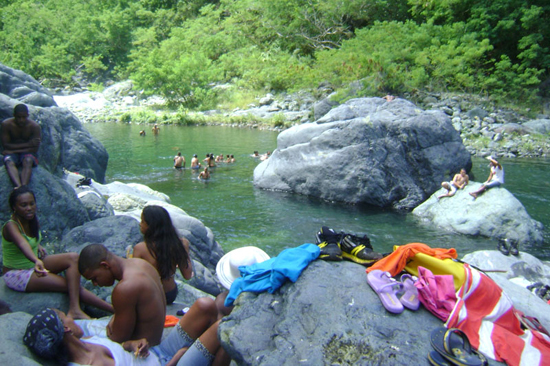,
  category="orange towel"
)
[366,243,457,277]
[164,315,180,328]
